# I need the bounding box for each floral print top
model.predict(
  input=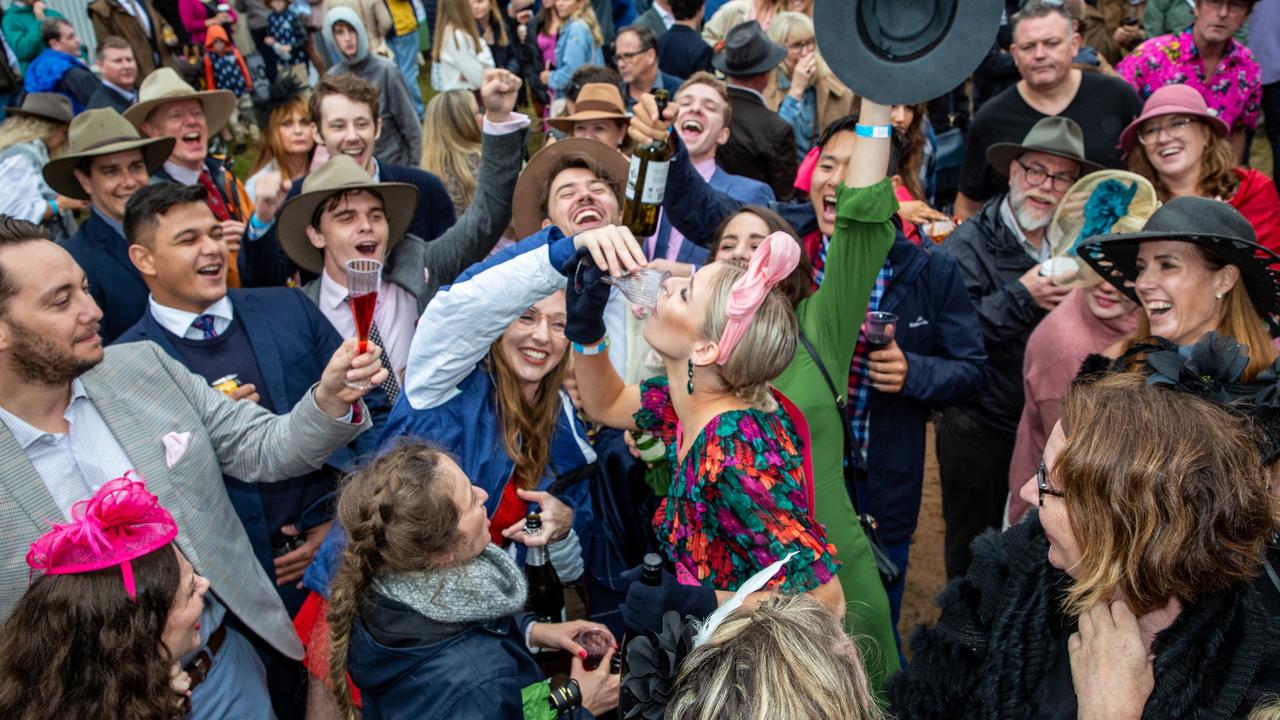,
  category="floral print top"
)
[633,377,840,593]
[1117,28,1262,131]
